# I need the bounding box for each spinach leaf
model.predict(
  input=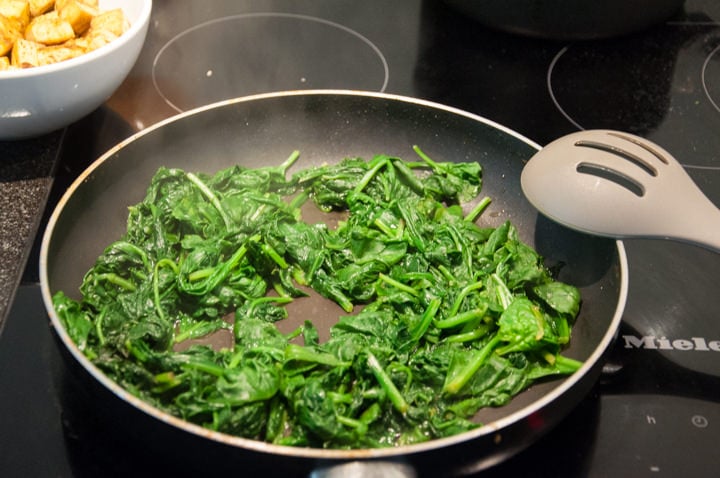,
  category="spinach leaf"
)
[53,149,583,449]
